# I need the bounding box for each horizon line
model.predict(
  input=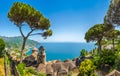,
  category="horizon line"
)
[38,41,95,43]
